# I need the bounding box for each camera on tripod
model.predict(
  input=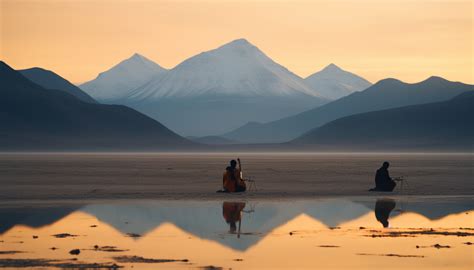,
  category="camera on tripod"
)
[393,176,405,182]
